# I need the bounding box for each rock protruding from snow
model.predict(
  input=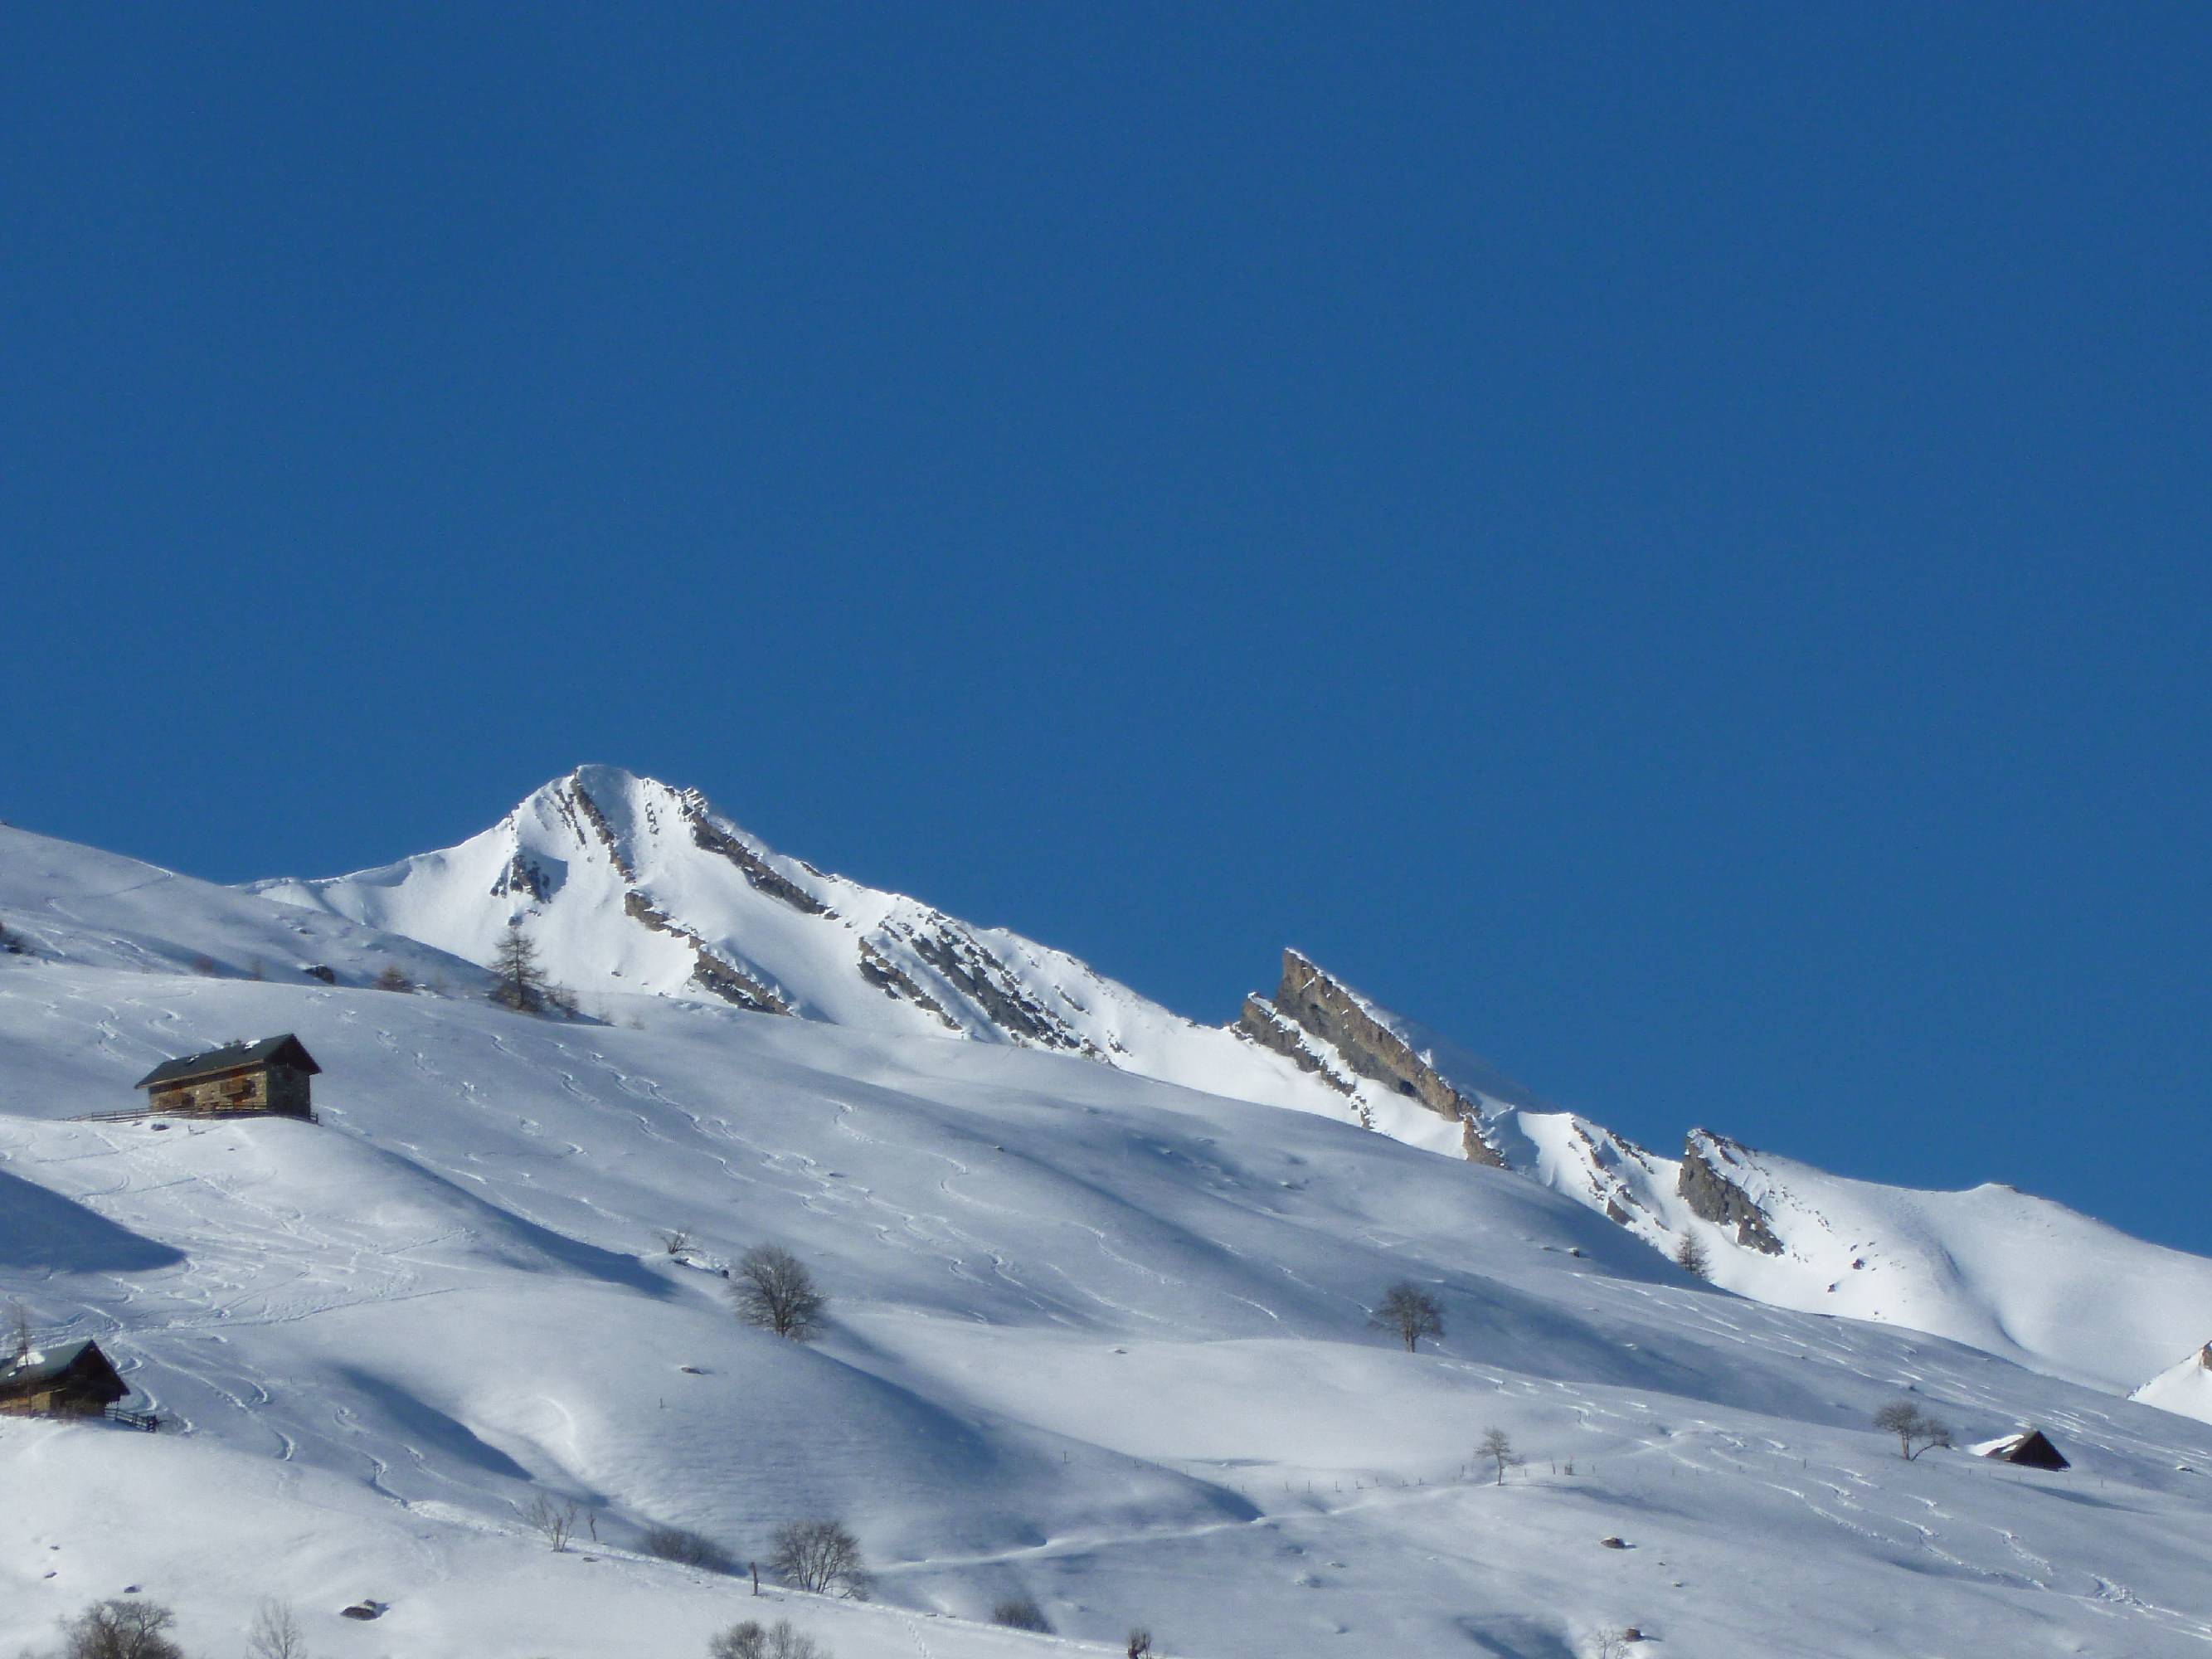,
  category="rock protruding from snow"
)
[1676,1131,1787,1254]
[1241,951,1506,1166]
